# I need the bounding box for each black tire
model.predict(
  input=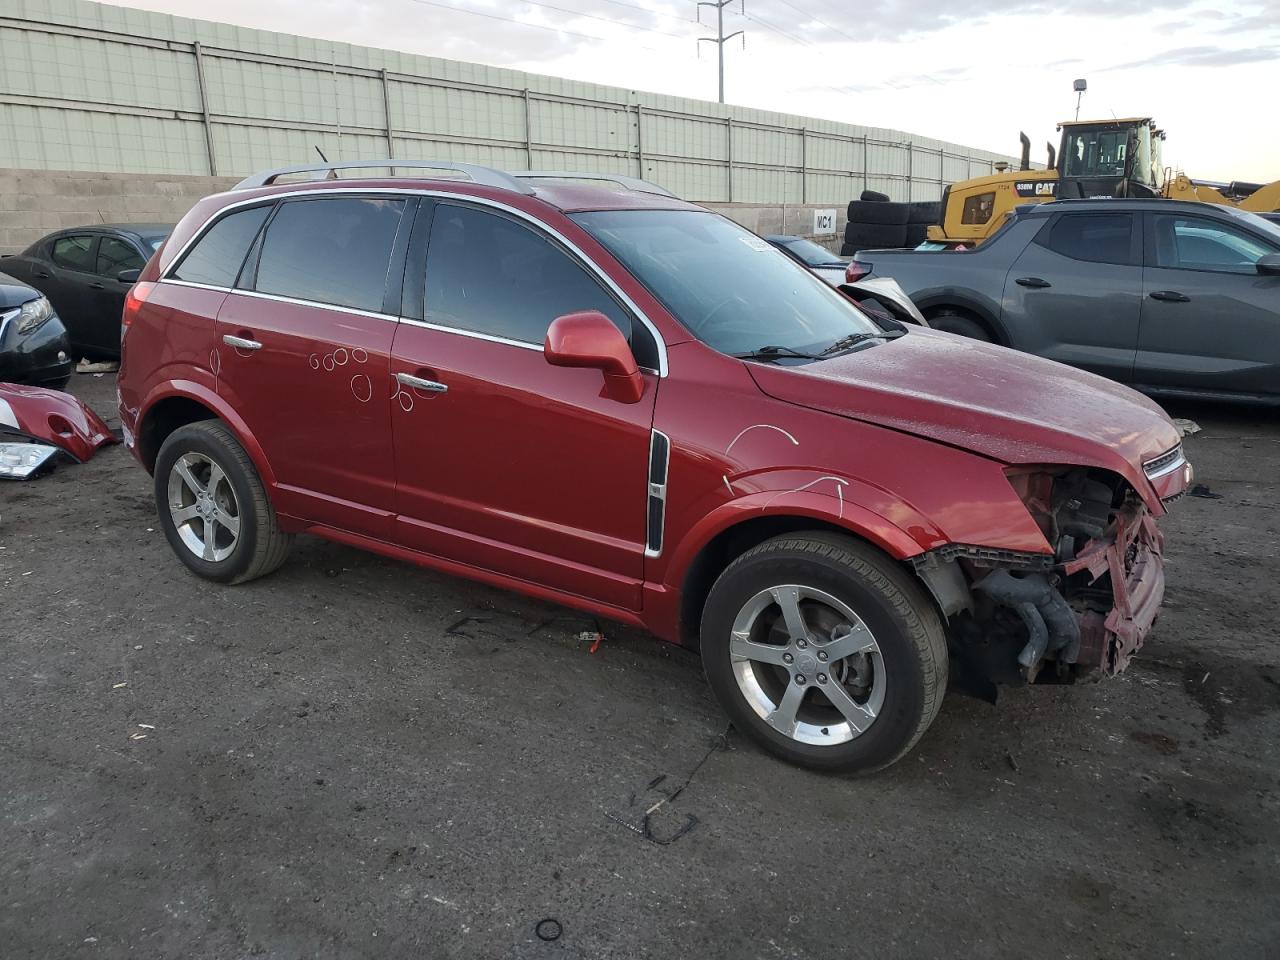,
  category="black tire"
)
[904,223,929,247]
[929,309,993,341]
[700,532,948,774]
[154,420,293,584]
[907,201,941,224]
[838,242,859,257]
[843,222,908,248]
[846,199,910,226]
[858,189,891,203]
